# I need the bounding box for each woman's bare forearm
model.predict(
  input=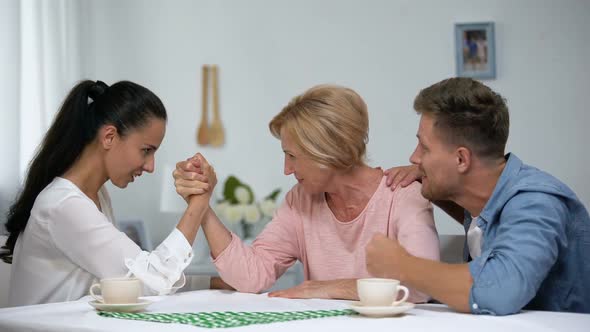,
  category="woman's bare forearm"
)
[201,207,233,258]
[176,195,212,245]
